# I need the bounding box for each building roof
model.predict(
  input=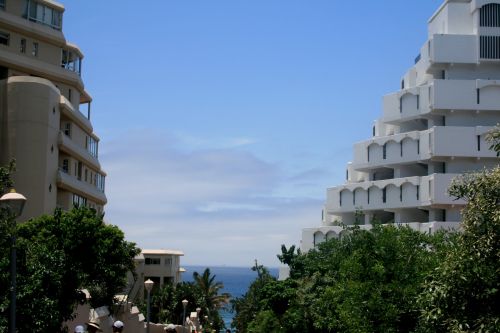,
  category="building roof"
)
[142,249,184,256]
